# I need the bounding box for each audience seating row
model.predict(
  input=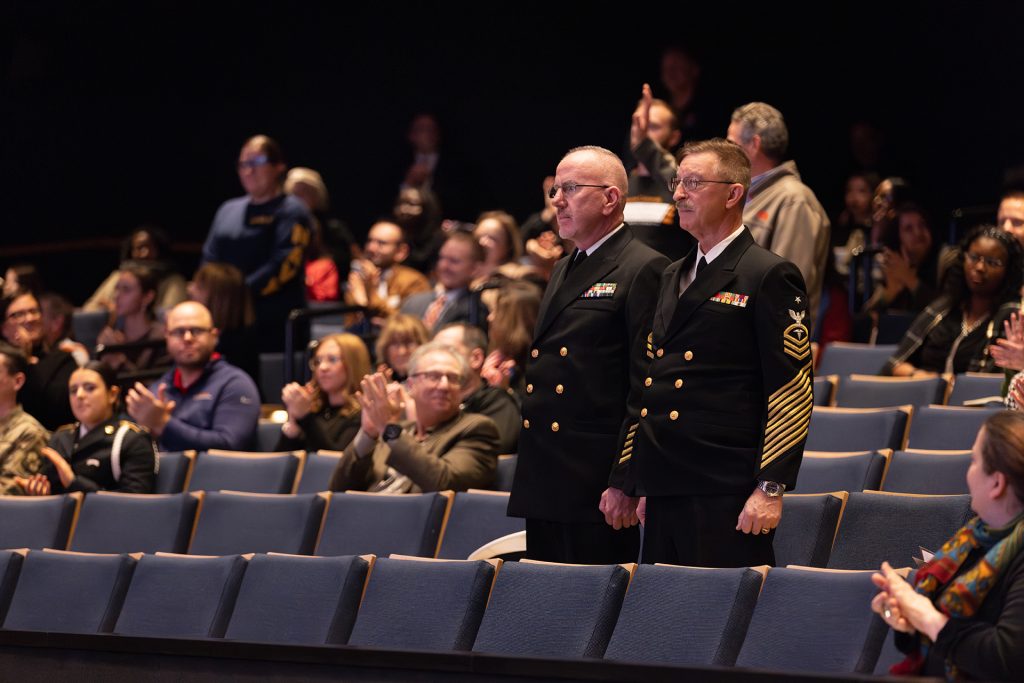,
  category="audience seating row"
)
[798,449,972,495]
[0,549,892,675]
[806,404,999,452]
